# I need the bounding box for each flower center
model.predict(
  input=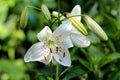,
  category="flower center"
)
[48,39,55,48]
[47,38,60,53]
[47,38,56,51]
